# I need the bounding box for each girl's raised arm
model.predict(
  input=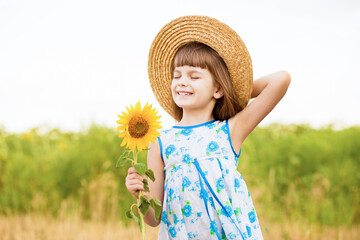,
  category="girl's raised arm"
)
[228,71,291,151]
